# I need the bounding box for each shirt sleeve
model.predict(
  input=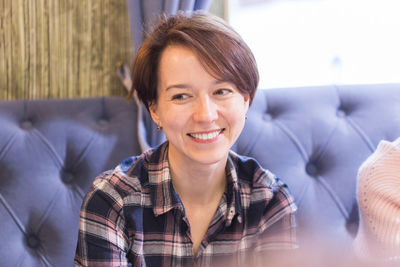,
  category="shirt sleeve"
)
[256,179,297,248]
[74,176,131,267]
[252,178,298,265]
